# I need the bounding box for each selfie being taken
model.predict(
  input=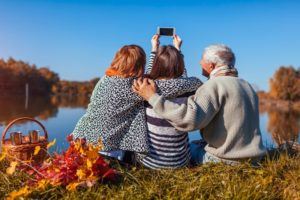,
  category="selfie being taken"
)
[0,0,299,199]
